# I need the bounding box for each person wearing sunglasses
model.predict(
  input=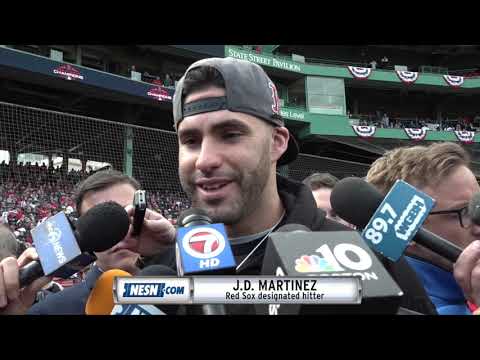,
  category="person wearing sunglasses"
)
[367,142,480,315]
